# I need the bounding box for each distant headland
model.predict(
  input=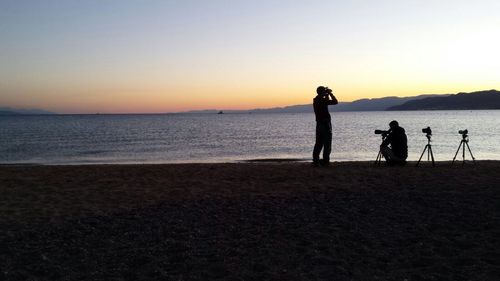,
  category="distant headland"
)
[387,90,500,110]
[0,107,56,115]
